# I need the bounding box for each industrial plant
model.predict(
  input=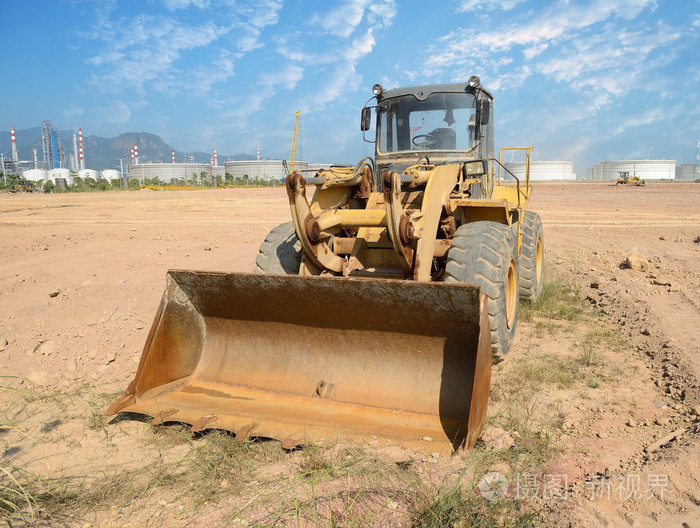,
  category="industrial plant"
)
[3,121,102,186]
[2,123,698,187]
